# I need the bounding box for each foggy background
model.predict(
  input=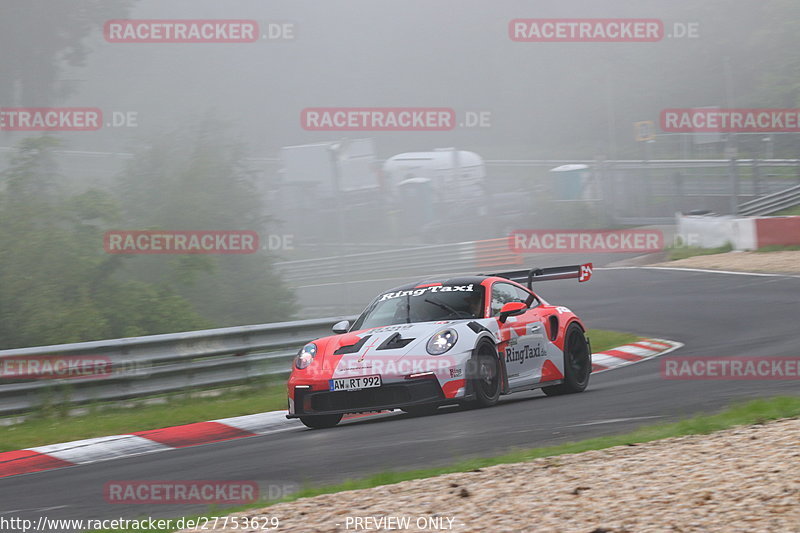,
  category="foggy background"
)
[4,0,795,157]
